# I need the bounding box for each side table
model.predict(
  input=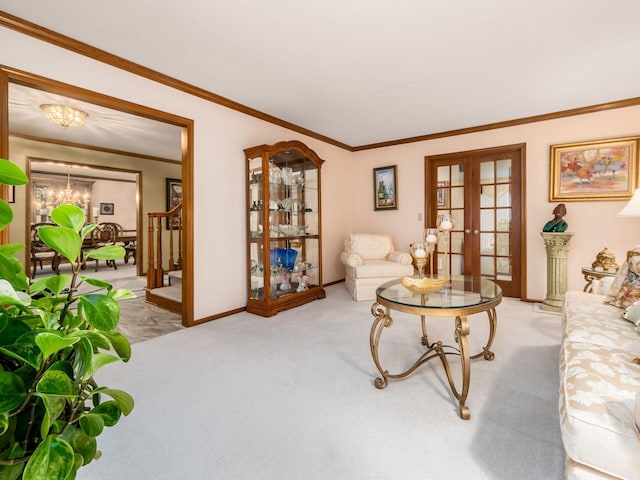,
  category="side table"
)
[581,267,617,293]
